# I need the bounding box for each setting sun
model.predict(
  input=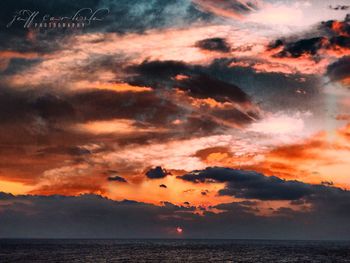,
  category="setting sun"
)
[176,227,183,234]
